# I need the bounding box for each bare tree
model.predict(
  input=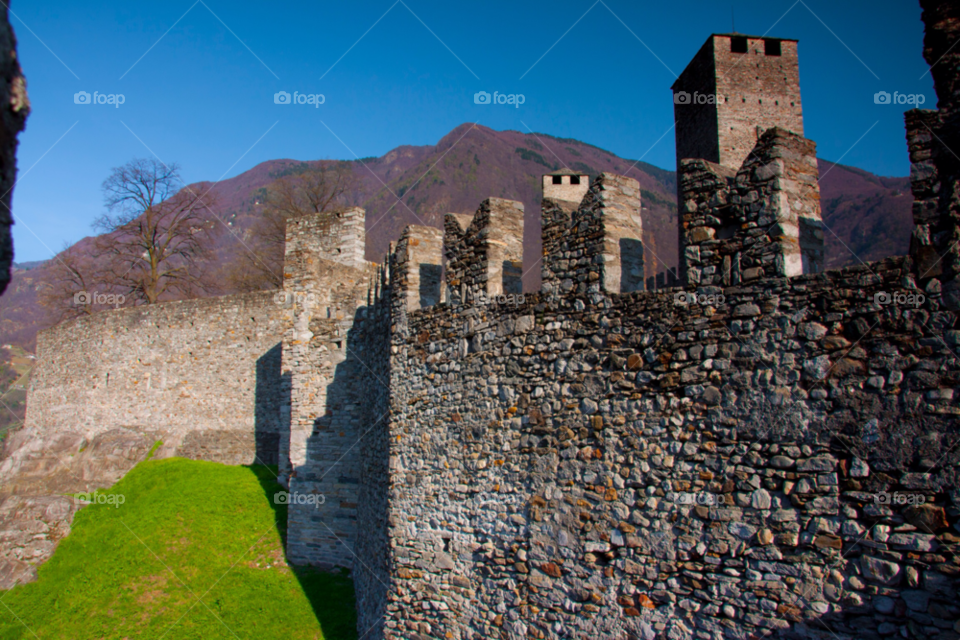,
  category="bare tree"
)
[93,158,218,304]
[36,244,116,322]
[229,161,359,291]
